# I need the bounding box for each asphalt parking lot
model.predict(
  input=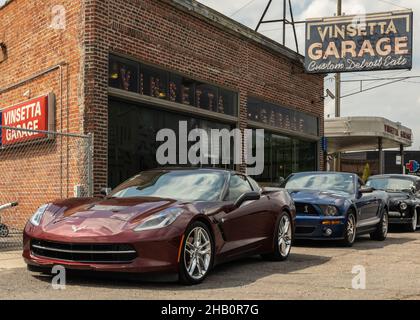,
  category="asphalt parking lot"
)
[1,228,420,300]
